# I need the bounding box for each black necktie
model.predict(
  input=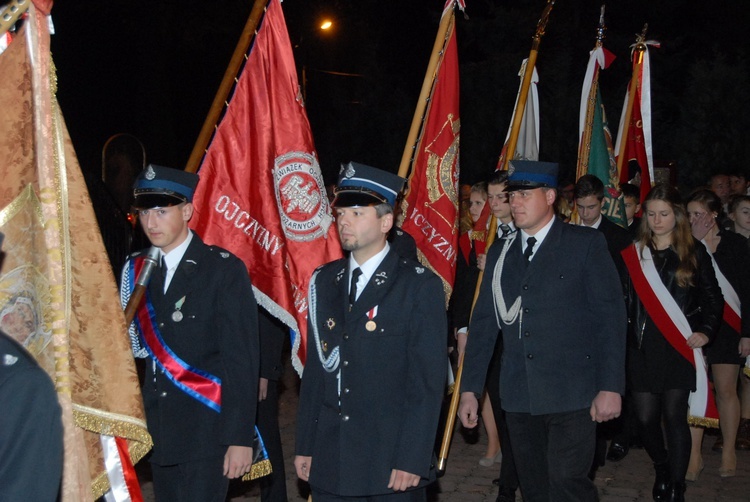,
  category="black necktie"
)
[349,267,362,310]
[523,236,537,262]
[499,224,511,239]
